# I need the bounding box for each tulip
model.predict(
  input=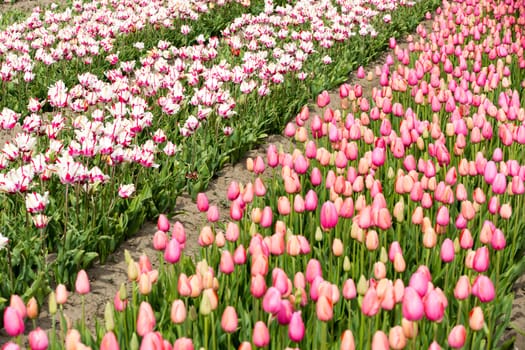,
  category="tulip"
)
[316,295,333,321]
[2,343,20,350]
[238,342,252,350]
[306,259,323,283]
[9,295,26,320]
[170,300,186,324]
[448,325,466,348]
[469,306,485,331]
[491,229,506,250]
[342,279,357,299]
[153,230,168,251]
[424,289,446,322]
[320,201,338,230]
[454,276,471,300]
[140,332,163,350]
[472,275,495,302]
[200,289,218,315]
[402,287,424,321]
[75,269,90,294]
[155,214,170,233]
[274,300,291,324]
[196,193,209,212]
[251,274,267,298]
[173,338,194,350]
[3,306,24,336]
[100,331,119,350]
[253,321,270,347]
[428,341,442,350]
[440,238,455,263]
[221,306,238,333]
[317,91,330,108]
[172,221,186,245]
[371,331,389,350]
[27,297,38,319]
[137,302,156,336]
[207,205,219,222]
[288,311,305,342]
[362,287,381,316]
[472,246,489,272]
[263,287,282,314]
[389,326,406,350]
[165,239,181,264]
